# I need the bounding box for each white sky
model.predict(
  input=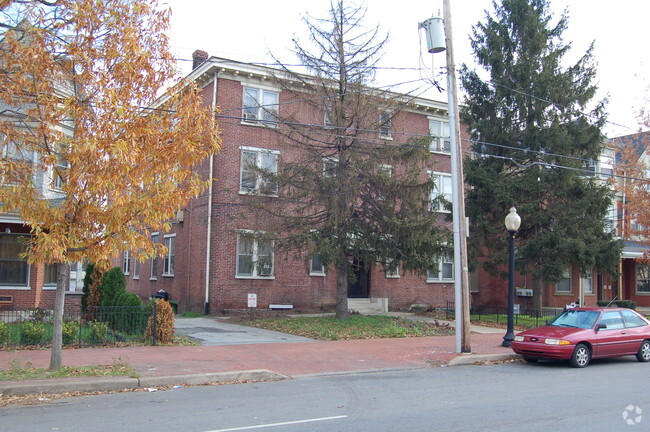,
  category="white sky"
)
[163,0,649,138]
